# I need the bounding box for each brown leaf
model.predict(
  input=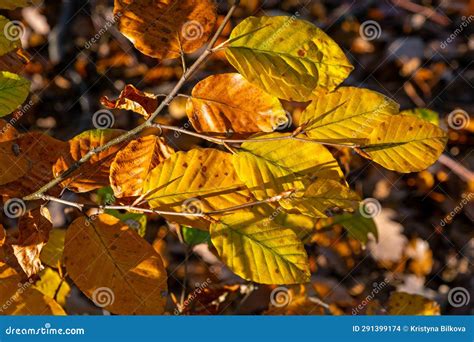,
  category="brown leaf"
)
[114,0,217,59]
[0,48,30,74]
[100,84,159,118]
[110,136,174,198]
[53,129,126,193]
[0,118,19,142]
[187,73,287,134]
